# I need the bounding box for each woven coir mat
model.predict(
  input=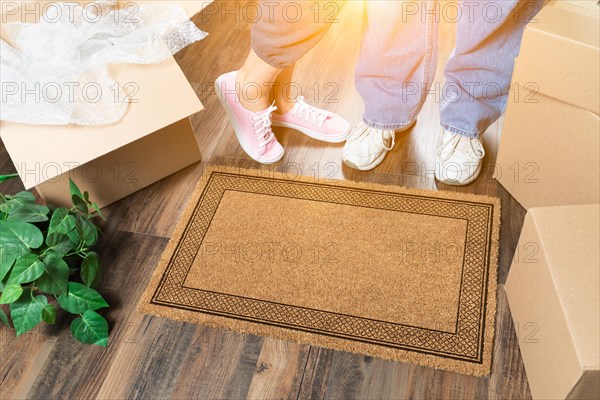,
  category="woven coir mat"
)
[139,167,500,376]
